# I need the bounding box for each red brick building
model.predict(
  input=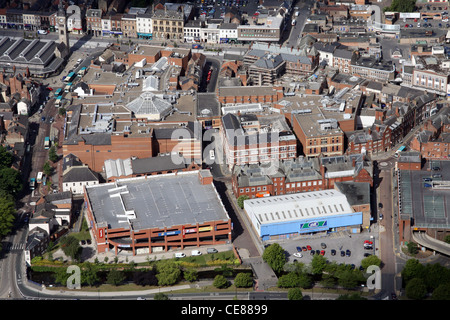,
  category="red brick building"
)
[232,154,373,199]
